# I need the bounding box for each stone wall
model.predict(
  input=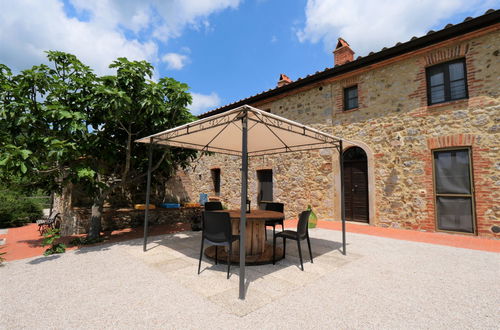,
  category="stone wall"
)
[178,27,500,238]
[60,207,202,235]
[54,168,200,235]
[179,149,335,221]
